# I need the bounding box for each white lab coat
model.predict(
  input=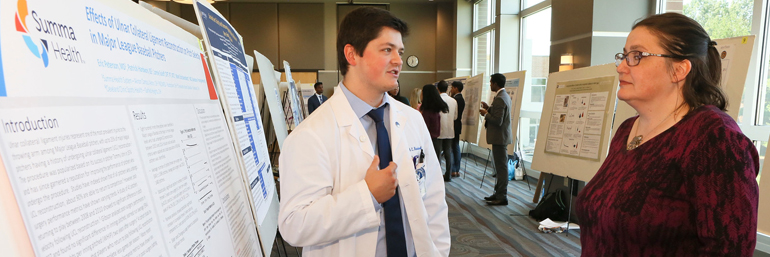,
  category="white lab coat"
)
[278,86,451,257]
